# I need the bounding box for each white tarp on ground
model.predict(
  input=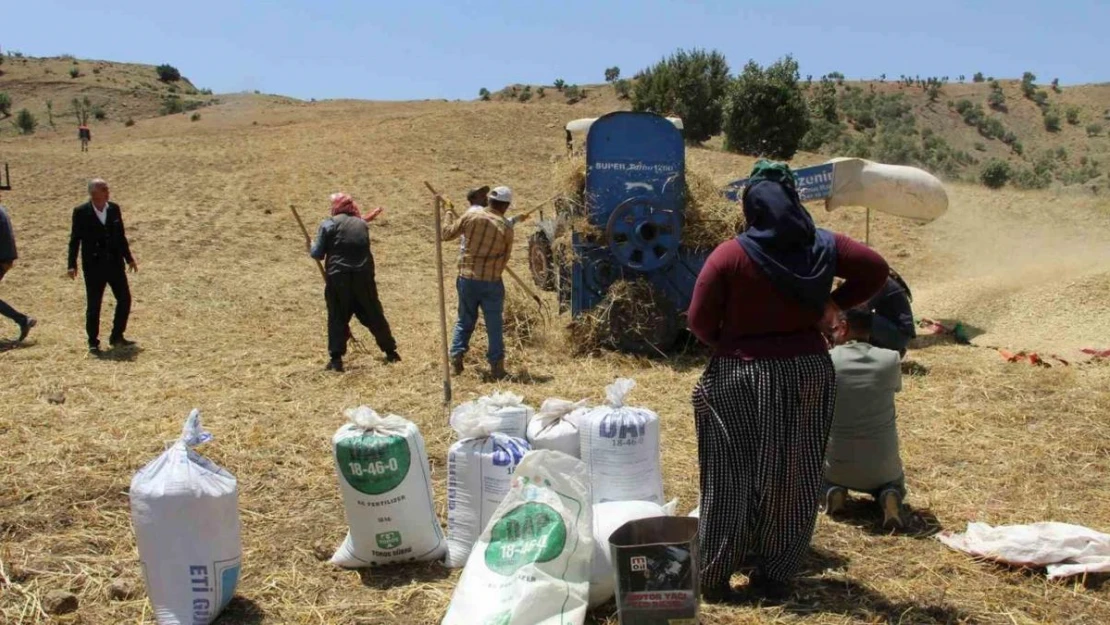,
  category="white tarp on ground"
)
[937,522,1110,579]
[825,158,949,223]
